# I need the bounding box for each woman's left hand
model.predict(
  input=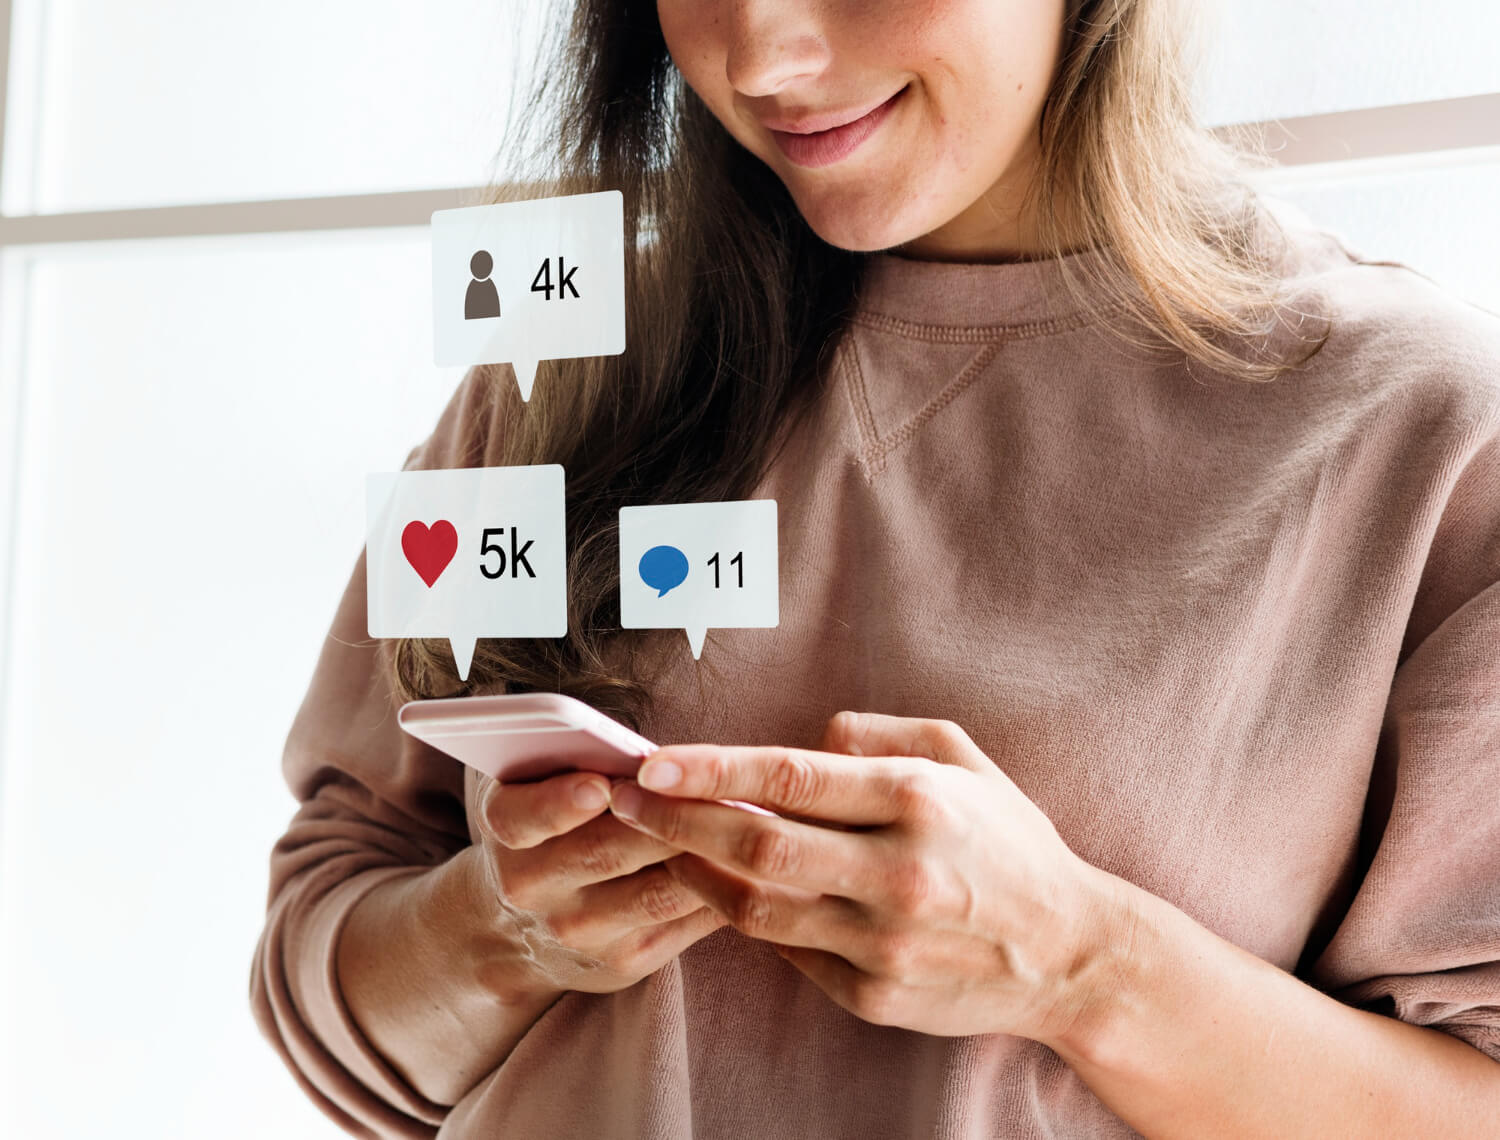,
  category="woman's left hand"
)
[606,711,1130,1045]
